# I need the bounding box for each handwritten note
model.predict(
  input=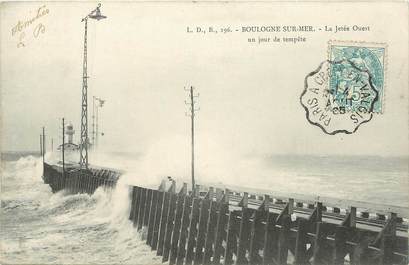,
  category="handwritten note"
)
[11,5,49,48]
